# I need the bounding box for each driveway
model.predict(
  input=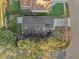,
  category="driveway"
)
[65,0,79,59]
